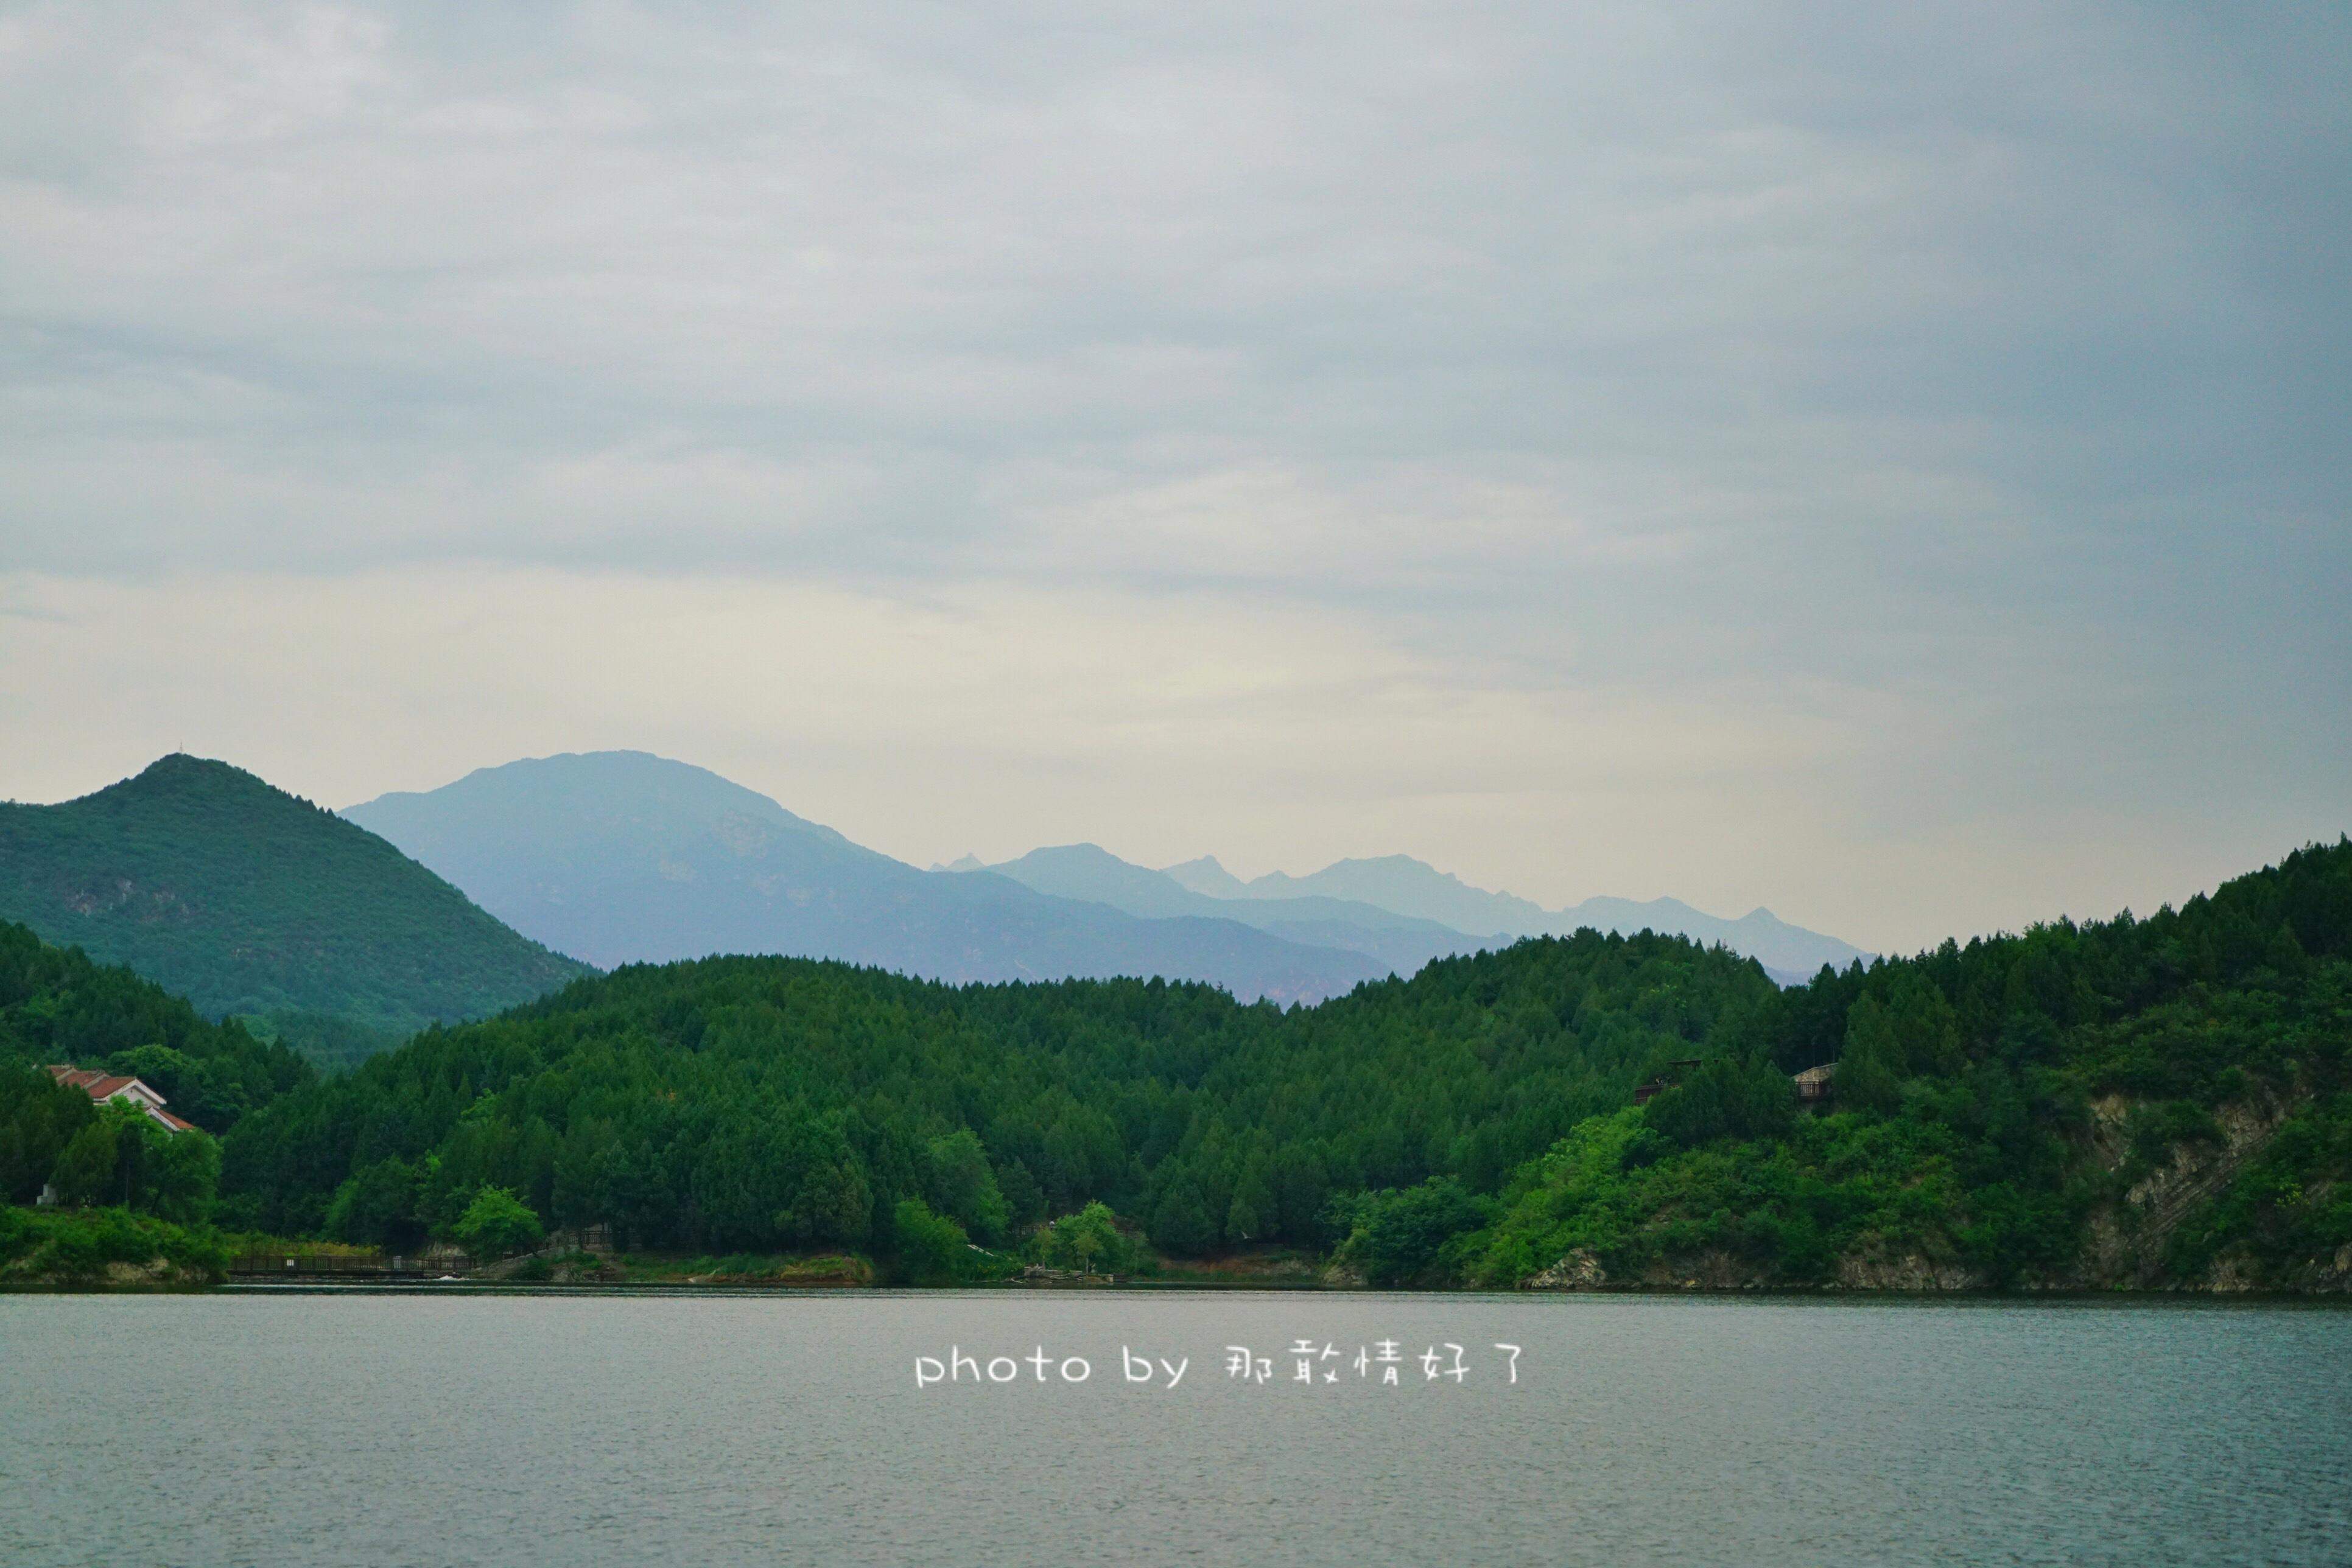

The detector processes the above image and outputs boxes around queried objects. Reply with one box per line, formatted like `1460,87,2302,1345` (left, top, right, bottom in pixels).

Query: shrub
1028,1200,1143,1275
891,1197,973,1284
452,1185,544,1262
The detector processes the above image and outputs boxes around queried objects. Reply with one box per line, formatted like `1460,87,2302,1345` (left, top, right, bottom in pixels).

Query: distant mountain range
1155,853,1873,980
343,753,1388,1004
961,844,1501,978
346,749,1869,999
0,755,592,1063
964,847,1869,983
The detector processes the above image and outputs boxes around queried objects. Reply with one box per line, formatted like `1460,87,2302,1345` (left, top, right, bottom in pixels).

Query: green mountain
213,839,2352,1291
0,755,593,1064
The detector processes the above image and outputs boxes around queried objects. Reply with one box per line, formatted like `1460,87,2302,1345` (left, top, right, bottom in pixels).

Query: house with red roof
45,1065,198,1134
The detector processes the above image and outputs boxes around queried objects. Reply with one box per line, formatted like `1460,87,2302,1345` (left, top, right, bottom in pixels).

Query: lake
3,1289,2347,1566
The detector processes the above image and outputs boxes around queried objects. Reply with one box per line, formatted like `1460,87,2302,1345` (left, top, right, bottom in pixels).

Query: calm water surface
2,1290,2347,1567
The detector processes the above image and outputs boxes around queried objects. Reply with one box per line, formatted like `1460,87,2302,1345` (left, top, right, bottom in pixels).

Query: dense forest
0,755,591,1063
214,928,1768,1253
7,841,2348,1292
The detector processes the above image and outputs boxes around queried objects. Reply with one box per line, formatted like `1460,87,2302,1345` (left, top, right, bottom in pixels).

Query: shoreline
10,1279,2349,1305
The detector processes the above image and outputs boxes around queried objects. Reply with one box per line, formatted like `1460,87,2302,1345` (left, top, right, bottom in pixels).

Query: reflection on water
3,1290,2347,1567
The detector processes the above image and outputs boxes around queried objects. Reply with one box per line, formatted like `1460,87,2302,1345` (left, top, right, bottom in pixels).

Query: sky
2,1,2347,954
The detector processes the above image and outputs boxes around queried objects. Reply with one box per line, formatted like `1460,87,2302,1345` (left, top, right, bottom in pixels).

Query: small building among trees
45,1066,197,1133
1792,1063,1837,1104
27,1064,217,1216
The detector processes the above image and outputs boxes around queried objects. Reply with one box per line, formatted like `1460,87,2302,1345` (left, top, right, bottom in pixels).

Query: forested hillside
1461,839,2352,1292
218,931,1768,1244
215,842,2352,1292
0,755,594,1064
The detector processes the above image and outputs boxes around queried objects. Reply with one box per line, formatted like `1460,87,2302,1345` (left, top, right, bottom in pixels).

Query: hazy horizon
3,4,2347,954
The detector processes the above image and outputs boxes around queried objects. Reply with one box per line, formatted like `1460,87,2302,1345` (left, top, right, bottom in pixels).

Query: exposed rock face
2075,1092,2298,1290
1318,1260,1368,1289
2308,1242,2352,1293
0,1254,216,1288
2235,1221,2351,1294
1525,1248,1606,1290
104,1258,205,1286
1833,1254,1982,1291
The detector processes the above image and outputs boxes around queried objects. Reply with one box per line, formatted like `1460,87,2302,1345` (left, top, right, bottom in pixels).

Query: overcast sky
2,1,2347,953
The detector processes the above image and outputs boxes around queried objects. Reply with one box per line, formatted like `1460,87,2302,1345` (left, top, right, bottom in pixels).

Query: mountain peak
1328,854,1473,887
0,755,591,1052
57,754,349,824
351,751,854,850
107,753,283,802
1160,855,1249,898
1013,842,1120,866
